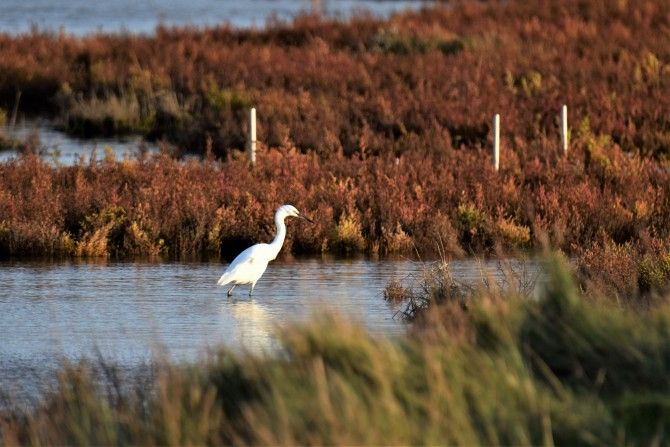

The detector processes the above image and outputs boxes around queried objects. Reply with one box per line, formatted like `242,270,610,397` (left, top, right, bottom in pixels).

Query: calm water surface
0,123,159,165
0,0,427,35
0,257,538,402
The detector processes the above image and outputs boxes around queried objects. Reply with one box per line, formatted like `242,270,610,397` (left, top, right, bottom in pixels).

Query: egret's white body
217,205,311,296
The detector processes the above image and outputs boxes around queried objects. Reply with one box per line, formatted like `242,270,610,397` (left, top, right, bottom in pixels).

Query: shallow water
0,123,159,165
0,257,539,403
0,0,427,35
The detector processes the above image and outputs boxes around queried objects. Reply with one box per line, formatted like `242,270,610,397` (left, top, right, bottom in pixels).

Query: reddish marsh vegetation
0,127,668,261
0,0,669,264
0,0,669,158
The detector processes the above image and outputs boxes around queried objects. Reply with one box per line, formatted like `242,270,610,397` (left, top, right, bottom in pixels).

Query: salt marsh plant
0,129,669,261
1,1,669,157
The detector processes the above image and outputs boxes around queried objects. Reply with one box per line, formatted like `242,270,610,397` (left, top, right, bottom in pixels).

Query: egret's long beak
299,213,314,224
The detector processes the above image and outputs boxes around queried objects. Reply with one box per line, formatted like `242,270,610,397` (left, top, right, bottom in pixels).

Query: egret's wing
217,245,258,286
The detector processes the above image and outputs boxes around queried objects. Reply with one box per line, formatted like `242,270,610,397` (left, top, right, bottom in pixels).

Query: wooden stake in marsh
560,104,569,155
249,107,257,166
10,90,21,129
493,113,500,171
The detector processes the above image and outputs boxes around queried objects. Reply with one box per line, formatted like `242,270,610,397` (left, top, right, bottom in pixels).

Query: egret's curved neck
269,213,287,259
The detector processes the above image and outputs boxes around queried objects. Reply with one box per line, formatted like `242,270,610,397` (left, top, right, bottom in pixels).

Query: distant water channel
0,0,427,35
0,257,539,404
0,121,158,166
0,122,159,165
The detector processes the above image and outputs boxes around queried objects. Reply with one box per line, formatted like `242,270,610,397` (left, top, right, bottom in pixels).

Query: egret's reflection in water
227,298,277,353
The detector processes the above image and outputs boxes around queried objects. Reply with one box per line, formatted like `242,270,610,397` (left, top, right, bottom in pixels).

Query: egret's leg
249,282,256,296
227,285,236,297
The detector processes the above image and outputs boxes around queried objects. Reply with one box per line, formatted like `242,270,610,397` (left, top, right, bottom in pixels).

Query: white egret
217,204,313,296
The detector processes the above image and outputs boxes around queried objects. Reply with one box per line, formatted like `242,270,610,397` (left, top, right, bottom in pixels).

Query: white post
560,104,568,156
10,90,21,129
493,113,500,171
248,107,257,166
